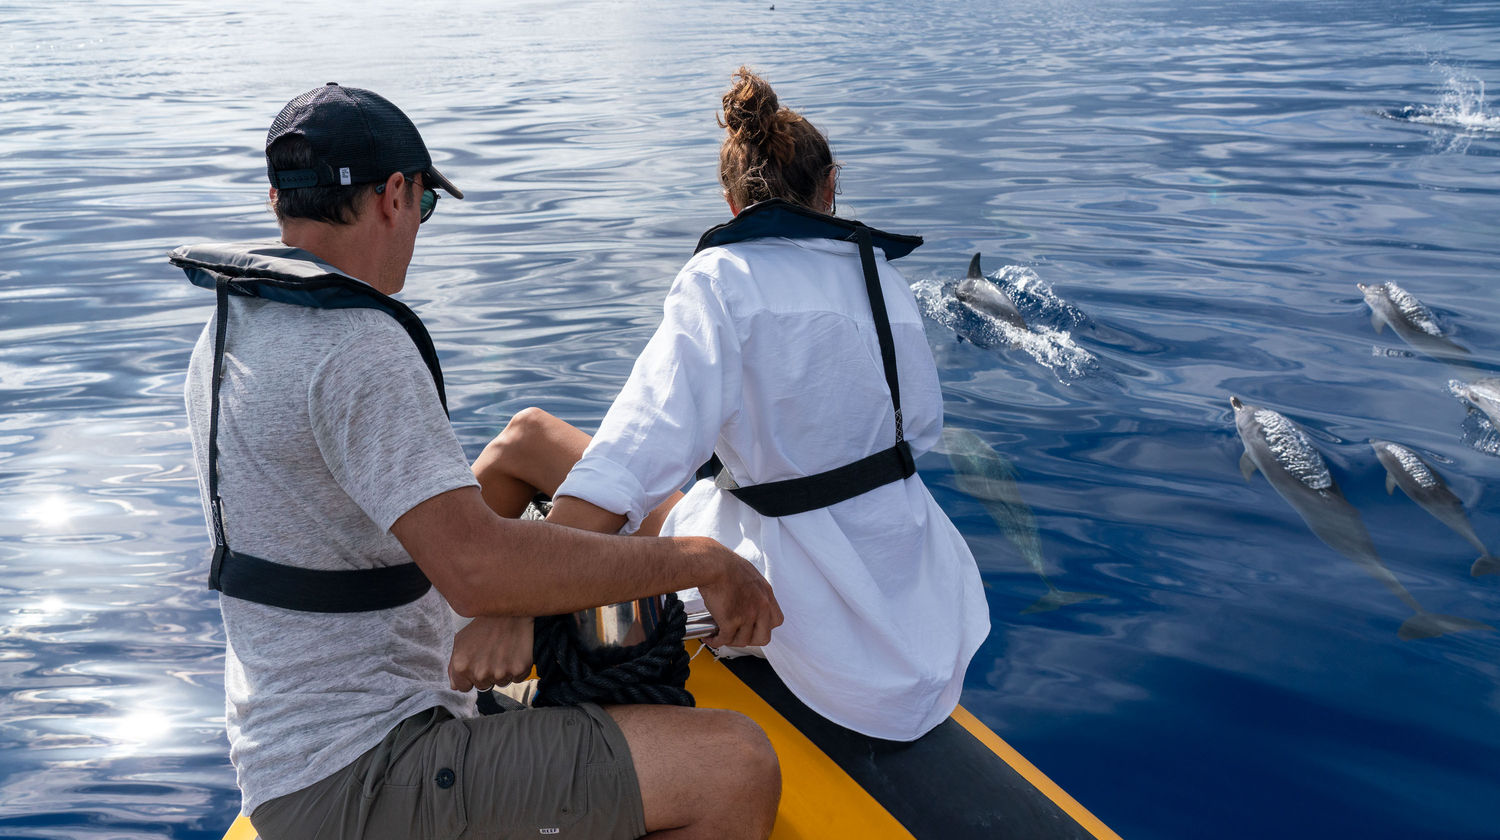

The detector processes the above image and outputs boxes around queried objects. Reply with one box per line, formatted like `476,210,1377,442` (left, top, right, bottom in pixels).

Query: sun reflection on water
23,493,77,529
101,708,176,755
11,595,67,627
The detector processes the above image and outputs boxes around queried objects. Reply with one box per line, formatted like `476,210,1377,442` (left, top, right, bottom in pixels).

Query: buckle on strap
894,439,915,476
208,497,228,592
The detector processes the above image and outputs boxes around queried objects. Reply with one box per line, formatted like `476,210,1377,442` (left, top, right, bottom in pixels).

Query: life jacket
172,243,439,612
691,199,924,517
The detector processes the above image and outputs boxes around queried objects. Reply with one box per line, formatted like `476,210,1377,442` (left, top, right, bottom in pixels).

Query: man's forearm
394,486,721,617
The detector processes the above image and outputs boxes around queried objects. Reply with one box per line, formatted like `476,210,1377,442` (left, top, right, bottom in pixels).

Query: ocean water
3,0,1499,837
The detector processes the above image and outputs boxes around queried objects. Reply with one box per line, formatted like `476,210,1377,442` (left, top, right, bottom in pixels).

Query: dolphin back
942,428,1042,557
1398,611,1494,640
942,428,1024,504
1248,407,1334,492
954,254,1027,330
1362,282,1470,356
1370,440,1496,569
943,427,1103,613
1382,282,1444,338
1021,587,1105,615
1457,378,1500,427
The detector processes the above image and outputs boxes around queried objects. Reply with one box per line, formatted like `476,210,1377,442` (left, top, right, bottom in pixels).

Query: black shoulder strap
695,211,919,517
854,226,904,442
191,252,433,612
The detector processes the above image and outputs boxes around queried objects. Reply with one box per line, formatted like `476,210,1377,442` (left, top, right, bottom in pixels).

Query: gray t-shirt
185,292,479,814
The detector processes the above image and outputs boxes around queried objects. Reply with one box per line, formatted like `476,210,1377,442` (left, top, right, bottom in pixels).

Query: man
178,83,782,840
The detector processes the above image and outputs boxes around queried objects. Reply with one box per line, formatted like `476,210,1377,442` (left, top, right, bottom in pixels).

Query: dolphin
1370,439,1498,577
1357,282,1469,359
941,427,1103,614
956,253,1027,331
1453,377,1500,429
1231,397,1490,640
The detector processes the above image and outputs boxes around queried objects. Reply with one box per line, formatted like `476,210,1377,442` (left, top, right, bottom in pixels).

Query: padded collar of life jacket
169,242,447,413
694,198,923,260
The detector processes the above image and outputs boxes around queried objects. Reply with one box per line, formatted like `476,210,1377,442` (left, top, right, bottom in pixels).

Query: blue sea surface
3,1,1499,837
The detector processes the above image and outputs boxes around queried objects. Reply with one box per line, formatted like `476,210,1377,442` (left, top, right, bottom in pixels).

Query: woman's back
642,232,987,740
551,66,988,739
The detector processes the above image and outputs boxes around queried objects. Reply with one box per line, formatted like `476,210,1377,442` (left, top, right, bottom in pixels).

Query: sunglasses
376,173,439,223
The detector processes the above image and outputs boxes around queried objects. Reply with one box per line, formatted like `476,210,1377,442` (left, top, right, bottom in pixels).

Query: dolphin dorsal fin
967,253,982,279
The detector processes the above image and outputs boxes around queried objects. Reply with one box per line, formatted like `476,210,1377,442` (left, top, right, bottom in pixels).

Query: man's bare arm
391,486,781,646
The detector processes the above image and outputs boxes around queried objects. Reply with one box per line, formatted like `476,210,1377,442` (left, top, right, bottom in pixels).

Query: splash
912,264,1098,382
1385,67,1500,142
996,265,1091,329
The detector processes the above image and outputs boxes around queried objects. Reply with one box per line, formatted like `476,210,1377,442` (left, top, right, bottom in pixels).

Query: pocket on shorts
363,715,471,840
467,706,638,840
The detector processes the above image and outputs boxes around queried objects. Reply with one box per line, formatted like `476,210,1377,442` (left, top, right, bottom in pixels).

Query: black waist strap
716,441,916,518
203,272,432,612
212,546,433,613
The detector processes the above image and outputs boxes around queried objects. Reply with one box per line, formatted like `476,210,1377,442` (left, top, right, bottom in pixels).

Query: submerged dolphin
956,254,1027,331
1231,397,1490,640
941,427,1103,614
1453,377,1500,429
1357,282,1469,359
1370,439,1498,577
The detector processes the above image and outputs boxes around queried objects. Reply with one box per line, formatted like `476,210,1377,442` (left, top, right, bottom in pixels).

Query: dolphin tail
1471,555,1500,577
1397,611,1494,641
967,253,983,279
1020,588,1105,615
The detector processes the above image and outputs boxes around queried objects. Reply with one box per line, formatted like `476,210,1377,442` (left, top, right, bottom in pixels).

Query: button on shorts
250,703,646,840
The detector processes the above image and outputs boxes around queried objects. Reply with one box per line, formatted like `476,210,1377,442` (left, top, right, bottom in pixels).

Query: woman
467,67,987,741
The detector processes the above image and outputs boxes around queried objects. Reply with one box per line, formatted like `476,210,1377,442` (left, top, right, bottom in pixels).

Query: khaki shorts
251,704,645,840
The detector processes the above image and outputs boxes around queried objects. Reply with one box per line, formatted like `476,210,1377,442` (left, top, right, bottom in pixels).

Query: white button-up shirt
557,234,988,740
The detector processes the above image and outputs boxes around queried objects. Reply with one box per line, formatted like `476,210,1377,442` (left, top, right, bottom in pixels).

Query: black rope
531,592,695,708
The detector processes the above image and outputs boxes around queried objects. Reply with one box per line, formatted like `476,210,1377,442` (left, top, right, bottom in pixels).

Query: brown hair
267,134,416,225
718,67,837,213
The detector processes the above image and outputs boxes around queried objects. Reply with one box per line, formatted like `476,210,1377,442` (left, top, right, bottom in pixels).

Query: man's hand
693,539,783,648
448,616,535,691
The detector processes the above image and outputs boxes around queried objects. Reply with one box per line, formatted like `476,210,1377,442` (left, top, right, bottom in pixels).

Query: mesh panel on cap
267,85,433,188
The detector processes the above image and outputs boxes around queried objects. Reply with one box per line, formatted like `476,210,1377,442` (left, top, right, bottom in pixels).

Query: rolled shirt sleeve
556,268,742,534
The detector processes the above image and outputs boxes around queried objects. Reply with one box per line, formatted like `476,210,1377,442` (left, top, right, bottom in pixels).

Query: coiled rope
522,494,695,708
531,592,694,708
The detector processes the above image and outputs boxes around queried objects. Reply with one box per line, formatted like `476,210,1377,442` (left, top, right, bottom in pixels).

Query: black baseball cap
266,82,463,199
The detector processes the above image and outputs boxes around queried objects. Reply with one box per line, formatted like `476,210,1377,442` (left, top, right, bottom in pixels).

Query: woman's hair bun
720,67,786,155
718,65,834,211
